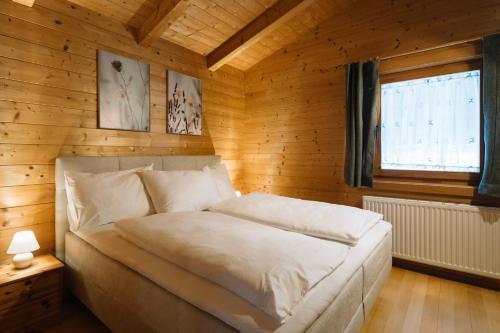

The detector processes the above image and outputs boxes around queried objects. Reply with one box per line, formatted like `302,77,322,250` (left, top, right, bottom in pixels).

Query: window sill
374,168,481,182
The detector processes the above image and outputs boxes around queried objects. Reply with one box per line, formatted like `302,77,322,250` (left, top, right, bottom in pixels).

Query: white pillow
142,170,221,213
65,165,153,231
203,163,236,201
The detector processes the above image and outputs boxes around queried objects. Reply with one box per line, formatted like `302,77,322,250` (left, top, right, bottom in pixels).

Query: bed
55,155,392,333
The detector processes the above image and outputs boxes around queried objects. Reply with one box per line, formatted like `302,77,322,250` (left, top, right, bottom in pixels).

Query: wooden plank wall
0,0,245,262
243,0,500,207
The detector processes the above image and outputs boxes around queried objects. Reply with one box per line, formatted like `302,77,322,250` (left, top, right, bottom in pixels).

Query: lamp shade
7,231,40,254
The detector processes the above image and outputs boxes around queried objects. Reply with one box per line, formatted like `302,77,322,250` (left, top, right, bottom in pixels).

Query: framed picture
168,70,202,135
98,50,150,131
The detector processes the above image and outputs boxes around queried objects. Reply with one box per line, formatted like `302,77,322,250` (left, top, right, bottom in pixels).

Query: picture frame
167,70,203,135
97,50,150,132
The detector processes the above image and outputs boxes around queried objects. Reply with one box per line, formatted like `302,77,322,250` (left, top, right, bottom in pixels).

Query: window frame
375,60,484,182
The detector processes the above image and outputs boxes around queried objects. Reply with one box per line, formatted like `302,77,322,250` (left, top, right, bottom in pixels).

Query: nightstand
0,254,64,332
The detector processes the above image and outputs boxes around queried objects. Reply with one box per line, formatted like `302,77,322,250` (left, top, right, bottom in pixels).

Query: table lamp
7,230,40,269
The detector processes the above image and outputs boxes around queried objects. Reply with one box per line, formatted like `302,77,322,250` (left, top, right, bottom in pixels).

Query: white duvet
210,192,383,245
113,211,348,322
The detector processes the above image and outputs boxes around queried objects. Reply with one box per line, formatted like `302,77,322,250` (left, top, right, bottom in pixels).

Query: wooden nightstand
0,254,64,332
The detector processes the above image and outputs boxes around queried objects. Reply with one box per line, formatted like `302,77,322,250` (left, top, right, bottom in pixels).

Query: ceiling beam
12,0,35,6
207,0,315,71
135,0,186,46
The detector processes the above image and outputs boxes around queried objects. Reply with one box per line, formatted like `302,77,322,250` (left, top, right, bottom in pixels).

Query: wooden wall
243,0,500,207
2,0,500,263
0,0,245,262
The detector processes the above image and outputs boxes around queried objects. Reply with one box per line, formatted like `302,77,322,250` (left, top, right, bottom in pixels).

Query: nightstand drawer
0,269,62,311
0,289,61,333
0,255,64,333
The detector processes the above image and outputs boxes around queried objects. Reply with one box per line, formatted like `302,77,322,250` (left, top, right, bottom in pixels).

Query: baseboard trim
392,257,500,291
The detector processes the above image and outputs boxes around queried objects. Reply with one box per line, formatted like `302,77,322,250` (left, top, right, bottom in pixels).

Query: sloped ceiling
66,0,353,71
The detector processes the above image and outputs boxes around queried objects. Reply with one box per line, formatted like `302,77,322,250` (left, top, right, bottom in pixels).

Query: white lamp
7,231,40,269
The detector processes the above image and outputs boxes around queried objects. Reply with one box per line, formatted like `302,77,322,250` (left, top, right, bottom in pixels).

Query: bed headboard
55,155,221,261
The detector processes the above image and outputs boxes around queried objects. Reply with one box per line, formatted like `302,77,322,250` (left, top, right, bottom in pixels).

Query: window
380,67,481,174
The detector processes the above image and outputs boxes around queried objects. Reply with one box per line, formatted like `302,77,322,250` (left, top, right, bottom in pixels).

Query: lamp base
12,252,34,269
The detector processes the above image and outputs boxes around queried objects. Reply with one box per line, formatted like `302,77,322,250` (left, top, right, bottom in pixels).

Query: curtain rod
369,37,484,62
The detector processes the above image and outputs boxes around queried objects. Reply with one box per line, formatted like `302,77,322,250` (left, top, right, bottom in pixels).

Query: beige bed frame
55,155,391,333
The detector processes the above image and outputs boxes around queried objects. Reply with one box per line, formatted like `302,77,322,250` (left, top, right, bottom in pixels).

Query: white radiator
363,196,500,279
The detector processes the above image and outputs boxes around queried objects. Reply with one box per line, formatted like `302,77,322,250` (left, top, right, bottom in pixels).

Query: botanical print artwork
168,71,202,135
98,50,150,131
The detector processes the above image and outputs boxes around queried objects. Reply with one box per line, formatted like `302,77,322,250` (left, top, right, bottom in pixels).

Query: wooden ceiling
65,0,352,71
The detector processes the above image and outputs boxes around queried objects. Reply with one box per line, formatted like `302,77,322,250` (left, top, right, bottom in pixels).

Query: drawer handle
20,290,32,301
24,280,32,286
42,299,51,308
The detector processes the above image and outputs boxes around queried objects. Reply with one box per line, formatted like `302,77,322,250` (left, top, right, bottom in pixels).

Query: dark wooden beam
136,0,186,46
206,0,315,71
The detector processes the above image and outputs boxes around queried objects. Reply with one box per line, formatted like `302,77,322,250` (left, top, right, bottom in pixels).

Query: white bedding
113,211,348,321
210,193,383,245
74,221,392,333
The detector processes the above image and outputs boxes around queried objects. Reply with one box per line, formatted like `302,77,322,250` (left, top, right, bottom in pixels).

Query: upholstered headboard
55,155,221,261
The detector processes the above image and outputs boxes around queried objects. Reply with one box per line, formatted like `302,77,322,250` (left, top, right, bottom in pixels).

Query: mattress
67,220,391,333
363,230,392,297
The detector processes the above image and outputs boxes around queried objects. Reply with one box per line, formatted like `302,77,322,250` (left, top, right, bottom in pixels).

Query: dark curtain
344,60,380,187
479,34,500,197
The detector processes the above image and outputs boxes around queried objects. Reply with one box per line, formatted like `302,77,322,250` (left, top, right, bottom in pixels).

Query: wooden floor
43,299,110,333
361,267,500,333
43,267,500,333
